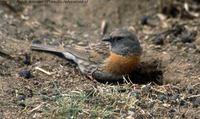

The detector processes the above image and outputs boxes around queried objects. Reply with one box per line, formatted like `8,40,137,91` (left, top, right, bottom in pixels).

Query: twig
151,87,166,94
35,67,53,75
29,102,46,113
186,94,200,99
0,51,12,59
193,83,200,88
101,20,108,36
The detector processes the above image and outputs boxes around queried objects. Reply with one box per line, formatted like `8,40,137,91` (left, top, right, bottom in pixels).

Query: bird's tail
31,43,79,64
31,44,64,53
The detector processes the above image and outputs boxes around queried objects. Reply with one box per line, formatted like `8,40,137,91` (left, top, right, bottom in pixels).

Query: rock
32,39,42,44
23,54,31,65
158,94,167,101
171,93,179,101
180,99,187,106
19,70,31,79
193,97,200,108
140,15,150,25
181,31,197,43
187,84,194,94
17,94,26,101
153,36,164,45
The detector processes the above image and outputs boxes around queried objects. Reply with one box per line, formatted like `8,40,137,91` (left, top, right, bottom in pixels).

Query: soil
0,0,200,118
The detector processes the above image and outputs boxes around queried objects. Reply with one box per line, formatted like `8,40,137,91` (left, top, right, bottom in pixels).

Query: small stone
171,94,179,101
181,32,197,43
193,97,200,108
32,39,42,44
158,95,166,101
187,84,194,94
17,94,26,101
140,16,150,25
169,108,176,113
180,99,187,106
19,70,31,79
23,54,31,65
153,36,164,45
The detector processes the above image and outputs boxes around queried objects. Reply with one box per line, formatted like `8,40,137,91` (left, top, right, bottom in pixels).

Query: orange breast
103,52,141,74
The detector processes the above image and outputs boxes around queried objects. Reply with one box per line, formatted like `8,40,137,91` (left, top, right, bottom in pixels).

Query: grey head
102,28,142,56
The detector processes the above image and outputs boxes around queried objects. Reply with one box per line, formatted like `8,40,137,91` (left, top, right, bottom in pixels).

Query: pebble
187,84,194,94
181,32,196,43
153,36,164,45
193,97,200,108
140,15,150,25
17,94,26,101
169,108,176,113
180,99,187,106
171,94,179,101
32,39,42,44
19,70,32,79
23,54,31,65
158,95,167,101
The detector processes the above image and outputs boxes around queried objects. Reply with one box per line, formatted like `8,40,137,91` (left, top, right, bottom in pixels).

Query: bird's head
102,29,142,56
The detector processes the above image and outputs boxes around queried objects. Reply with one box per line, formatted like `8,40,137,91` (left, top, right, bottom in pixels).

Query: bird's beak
102,36,112,42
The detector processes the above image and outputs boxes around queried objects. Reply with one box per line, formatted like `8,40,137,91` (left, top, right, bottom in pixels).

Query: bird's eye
114,37,122,41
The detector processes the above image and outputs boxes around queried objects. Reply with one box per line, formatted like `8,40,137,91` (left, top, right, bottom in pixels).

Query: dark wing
31,43,107,74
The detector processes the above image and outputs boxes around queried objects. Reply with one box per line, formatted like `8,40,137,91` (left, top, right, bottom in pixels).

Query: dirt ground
0,0,200,118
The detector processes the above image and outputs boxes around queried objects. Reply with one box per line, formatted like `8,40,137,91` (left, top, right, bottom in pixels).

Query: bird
31,28,142,82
